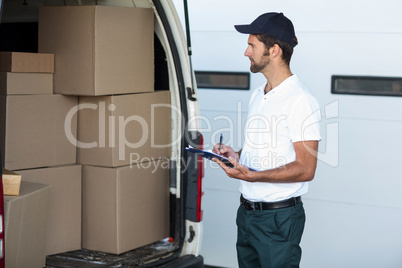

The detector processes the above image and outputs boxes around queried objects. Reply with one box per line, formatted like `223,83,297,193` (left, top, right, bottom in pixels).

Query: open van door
0,0,202,267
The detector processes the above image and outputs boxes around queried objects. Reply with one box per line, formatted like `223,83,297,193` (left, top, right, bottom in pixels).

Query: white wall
174,1,402,267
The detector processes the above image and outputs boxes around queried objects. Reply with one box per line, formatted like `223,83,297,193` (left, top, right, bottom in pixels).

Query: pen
219,133,223,155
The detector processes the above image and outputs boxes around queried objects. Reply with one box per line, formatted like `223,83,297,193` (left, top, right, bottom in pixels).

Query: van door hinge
187,225,195,243
186,87,197,101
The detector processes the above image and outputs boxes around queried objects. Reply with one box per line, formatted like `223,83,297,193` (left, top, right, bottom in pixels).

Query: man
212,12,321,268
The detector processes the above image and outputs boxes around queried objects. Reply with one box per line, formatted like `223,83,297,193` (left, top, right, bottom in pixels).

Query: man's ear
270,44,282,58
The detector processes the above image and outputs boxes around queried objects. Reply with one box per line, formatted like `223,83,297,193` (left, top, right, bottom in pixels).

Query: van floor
45,239,179,267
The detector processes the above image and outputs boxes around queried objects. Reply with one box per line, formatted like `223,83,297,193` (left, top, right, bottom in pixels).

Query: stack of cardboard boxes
1,4,172,266
0,51,81,268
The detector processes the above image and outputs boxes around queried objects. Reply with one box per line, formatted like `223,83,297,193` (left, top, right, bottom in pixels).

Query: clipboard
185,147,256,171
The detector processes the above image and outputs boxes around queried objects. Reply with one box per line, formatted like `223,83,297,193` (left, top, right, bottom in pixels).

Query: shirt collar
258,74,298,96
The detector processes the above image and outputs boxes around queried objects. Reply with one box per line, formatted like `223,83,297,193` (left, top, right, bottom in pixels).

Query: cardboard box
78,91,171,167
38,6,154,96
18,165,82,256
82,162,170,254
0,51,54,73
2,168,21,196
0,94,78,170
0,72,53,95
4,181,51,268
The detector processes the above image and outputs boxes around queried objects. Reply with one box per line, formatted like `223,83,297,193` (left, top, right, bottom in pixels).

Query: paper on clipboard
185,147,256,171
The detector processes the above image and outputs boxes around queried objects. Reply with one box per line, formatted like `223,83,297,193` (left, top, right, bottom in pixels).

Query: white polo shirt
239,75,321,202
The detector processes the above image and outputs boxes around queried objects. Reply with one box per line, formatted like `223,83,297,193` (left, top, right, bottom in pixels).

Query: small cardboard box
0,51,54,73
18,165,82,255
0,94,78,170
82,162,170,254
38,5,154,96
78,91,171,167
2,168,21,196
0,72,53,95
4,181,51,268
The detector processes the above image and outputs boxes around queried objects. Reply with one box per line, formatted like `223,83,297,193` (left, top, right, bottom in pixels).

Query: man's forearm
240,141,318,183
249,159,316,183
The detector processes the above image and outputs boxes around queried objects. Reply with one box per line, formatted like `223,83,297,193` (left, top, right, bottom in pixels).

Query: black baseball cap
234,12,297,47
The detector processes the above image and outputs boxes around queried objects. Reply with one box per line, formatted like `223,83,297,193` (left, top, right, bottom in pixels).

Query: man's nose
244,47,251,57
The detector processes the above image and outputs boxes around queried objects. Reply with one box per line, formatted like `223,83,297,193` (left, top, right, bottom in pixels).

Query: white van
0,0,204,267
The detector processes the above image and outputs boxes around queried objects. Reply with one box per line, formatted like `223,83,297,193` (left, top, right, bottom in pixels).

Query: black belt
240,195,301,211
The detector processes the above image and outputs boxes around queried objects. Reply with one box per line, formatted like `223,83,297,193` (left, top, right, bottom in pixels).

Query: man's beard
250,52,270,73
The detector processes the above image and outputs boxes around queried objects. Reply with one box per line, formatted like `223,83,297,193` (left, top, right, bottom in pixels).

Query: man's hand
212,143,239,161
212,155,255,181
212,144,254,181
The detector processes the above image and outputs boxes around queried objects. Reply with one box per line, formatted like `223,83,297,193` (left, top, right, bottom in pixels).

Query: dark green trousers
236,201,306,268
